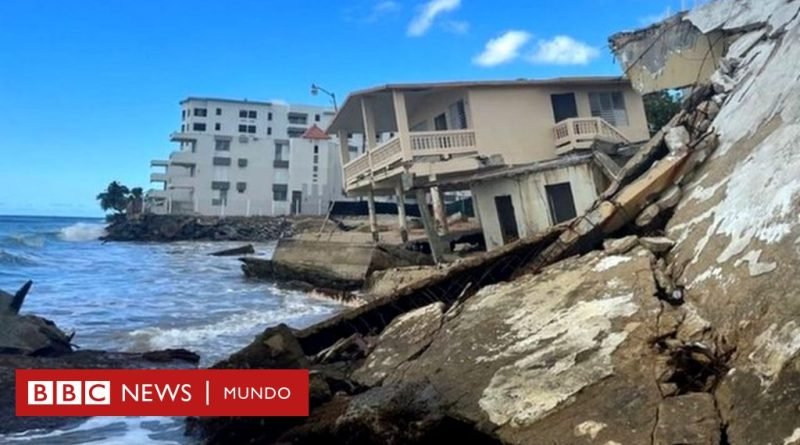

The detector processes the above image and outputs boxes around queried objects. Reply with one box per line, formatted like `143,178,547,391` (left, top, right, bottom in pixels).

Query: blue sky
0,0,692,217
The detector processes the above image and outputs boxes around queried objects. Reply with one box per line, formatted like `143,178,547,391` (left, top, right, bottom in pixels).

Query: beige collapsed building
326,77,650,253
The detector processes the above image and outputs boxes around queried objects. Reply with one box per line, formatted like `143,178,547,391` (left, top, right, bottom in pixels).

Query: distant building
327,77,650,252
147,97,357,216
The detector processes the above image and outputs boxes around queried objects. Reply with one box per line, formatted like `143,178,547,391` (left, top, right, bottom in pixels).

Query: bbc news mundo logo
16,369,309,417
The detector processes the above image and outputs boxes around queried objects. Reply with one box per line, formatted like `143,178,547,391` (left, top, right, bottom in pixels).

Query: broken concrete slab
657,185,682,210
636,203,661,227
352,302,444,387
241,239,433,291
209,244,255,256
603,235,639,255
654,393,721,445
665,126,691,153
640,236,676,254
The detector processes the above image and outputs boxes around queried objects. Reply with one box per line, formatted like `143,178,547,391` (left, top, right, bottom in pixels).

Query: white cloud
407,0,461,37
473,30,532,67
638,6,673,25
528,35,600,65
367,0,401,22
443,19,470,35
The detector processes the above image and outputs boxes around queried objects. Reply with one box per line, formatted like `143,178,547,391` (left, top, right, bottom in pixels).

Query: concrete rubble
188,1,800,443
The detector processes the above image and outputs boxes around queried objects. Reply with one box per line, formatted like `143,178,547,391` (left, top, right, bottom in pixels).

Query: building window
313,165,318,172
248,110,257,119
238,124,247,132
273,141,290,168
211,181,230,191
194,108,207,117
288,112,308,125
236,182,247,193
267,127,272,135
315,114,320,122
214,139,231,151
192,122,206,131
448,99,468,129
248,125,256,133
272,184,288,201
214,123,221,131
212,156,231,166
181,109,186,120
239,110,247,118
434,113,448,131
268,112,273,121
287,127,305,138
313,145,319,154
216,108,222,116
238,158,248,168
545,182,578,224
181,124,185,132
313,155,318,163
238,125,256,133
589,91,629,126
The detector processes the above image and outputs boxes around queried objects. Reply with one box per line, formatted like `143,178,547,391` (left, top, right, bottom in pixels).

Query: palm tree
97,181,130,214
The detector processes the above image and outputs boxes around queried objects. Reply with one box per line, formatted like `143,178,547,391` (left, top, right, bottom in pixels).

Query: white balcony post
360,97,377,179
395,182,408,243
392,90,412,161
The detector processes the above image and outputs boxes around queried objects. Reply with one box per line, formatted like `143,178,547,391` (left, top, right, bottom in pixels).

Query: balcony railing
150,172,167,183
342,129,478,188
410,129,477,156
169,150,196,165
553,117,630,154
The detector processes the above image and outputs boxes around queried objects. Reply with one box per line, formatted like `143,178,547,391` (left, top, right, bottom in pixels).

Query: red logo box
16,369,309,417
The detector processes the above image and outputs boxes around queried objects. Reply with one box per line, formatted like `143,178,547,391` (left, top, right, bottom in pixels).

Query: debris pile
191,1,800,443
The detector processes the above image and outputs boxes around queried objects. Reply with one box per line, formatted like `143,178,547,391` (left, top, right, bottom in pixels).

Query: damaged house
325,78,651,253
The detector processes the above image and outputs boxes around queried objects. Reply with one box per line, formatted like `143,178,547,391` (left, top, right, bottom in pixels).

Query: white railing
371,137,403,170
342,129,478,187
410,129,477,156
554,117,630,152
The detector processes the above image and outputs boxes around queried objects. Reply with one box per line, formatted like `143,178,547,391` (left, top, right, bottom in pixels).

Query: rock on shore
102,214,293,242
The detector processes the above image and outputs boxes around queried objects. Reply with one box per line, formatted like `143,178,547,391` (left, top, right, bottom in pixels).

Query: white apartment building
147,97,354,216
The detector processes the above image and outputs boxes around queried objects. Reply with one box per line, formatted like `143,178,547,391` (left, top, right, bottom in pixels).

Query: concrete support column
367,188,379,243
337,130,350,191
395,182,408,243
392,90,412,161
415,189,448,263
361,97,377,174
431,186,449,235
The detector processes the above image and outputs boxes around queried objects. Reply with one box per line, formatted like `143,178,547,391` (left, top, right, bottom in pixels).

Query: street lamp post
310,83,338,111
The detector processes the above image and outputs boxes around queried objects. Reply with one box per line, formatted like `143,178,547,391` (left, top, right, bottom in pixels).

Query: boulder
0,281,31,316
374,251,663,445
636,203,661,227
653,393,720,445
0,315,72,356
603,235,639,255
334,383,445,445
212,323,309,369
639,236,676,254
352,303,444,387
665,126,691,153
657,185,682,211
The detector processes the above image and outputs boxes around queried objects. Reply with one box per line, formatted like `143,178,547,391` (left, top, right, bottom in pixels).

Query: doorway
291,191,302,215
494,195,519,244
550,93,578,123
545,182,577,224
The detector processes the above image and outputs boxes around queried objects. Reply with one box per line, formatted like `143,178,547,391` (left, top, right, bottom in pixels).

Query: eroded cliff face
662,1,800,443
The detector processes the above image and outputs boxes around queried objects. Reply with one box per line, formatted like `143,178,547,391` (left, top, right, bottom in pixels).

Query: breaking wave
58,222,106,242
3,234,45,248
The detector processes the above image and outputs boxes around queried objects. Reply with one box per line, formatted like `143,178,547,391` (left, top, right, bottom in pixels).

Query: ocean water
0,215,345,444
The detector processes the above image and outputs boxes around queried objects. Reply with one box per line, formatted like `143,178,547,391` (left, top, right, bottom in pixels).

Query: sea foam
58,222,107,242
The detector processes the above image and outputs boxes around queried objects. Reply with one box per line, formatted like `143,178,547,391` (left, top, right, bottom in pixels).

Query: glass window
192,122,206,131
267,127,272,135
214,123,221,131
313,145,319,154
238,124,247,133
214,139,230,151
248,110,257,119
447,100,468,129
247,125,256,134
215,108,222,115
239,110,248,118
268,112,273,121
588,91,629,126
193,108,207,117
